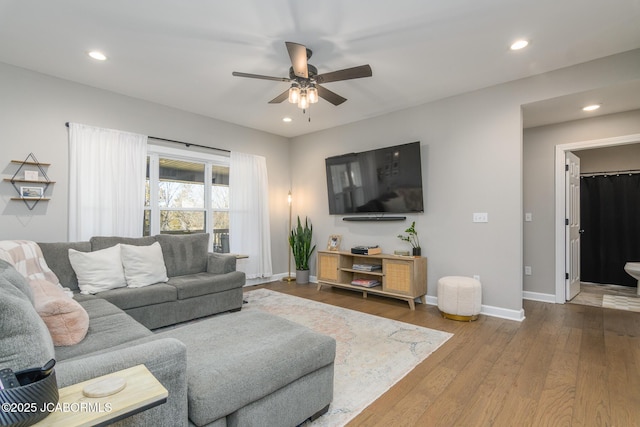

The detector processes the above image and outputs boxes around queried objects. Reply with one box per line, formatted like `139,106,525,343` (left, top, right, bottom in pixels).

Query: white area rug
243,289,453,426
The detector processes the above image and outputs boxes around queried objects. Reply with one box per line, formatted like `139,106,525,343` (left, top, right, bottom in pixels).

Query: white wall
523,109,640,297
2,48,639,316
290,49,640,318
575,142,640,173
0,62,292,275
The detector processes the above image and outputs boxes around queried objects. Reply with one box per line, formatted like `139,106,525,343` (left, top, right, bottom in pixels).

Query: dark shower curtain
580,173,640,286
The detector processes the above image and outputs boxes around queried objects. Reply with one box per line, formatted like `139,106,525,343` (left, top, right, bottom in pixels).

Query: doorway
554,133,640,303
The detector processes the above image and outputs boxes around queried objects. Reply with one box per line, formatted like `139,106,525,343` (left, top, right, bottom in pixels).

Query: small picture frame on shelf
24,170,39,181
20,186,44,198
327,235,342,251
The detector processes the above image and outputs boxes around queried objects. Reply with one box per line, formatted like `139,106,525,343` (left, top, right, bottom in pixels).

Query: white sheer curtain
68,123,147,241
229,151,273,279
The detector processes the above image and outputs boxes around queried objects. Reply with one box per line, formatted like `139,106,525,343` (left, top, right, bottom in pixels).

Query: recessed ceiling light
88,51,107,61
582,104,601,112
282,117,293,123
510,39,529,50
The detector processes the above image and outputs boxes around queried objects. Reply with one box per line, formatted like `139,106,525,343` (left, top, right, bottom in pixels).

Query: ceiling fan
232,41,372,110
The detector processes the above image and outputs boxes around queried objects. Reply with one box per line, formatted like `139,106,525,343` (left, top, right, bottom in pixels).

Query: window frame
146,144,230,249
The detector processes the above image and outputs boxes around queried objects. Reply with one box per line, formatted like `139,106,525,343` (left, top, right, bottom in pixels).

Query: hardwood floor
250,282,640,427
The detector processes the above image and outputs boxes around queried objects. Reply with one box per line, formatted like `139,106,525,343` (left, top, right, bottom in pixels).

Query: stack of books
352,264,382,271
350,278,381,288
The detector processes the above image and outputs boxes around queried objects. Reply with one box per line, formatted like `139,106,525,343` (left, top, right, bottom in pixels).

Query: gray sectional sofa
0,234,336,426
38,233,246,329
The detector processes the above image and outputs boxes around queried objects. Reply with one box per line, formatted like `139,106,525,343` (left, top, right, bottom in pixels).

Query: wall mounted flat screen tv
325,141,424,215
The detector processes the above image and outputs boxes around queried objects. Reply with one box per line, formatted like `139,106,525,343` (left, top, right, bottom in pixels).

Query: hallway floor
569,282,640,312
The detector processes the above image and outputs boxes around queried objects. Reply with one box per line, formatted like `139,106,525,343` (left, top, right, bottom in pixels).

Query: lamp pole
283,190,295,282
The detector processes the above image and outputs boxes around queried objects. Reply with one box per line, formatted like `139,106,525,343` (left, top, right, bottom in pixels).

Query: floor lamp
283,190,296,282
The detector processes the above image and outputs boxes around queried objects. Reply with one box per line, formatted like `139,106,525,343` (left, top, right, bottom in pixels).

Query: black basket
0,370,58,427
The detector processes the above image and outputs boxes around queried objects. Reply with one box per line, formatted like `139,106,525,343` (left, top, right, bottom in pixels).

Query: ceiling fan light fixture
308,85,318,104
298,90,309,109
232,41,372,109
288,84,300,103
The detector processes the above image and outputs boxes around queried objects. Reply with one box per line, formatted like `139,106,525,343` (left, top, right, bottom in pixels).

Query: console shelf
316,250,427,310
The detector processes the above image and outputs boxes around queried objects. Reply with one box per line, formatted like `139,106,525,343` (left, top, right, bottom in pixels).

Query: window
144,145,230,252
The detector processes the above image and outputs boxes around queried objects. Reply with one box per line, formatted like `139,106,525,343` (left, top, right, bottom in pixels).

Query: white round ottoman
437,276,482,321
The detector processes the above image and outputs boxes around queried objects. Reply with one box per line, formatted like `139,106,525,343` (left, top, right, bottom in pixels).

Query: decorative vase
296,269,310,284
412,247,421,257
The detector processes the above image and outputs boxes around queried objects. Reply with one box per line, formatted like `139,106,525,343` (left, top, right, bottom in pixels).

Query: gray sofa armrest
56,338,188,427
207,253,237,274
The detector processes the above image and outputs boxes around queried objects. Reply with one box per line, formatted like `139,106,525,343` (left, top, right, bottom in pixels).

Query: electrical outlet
524,266,532,275
473,275,480,282
525,212,533,222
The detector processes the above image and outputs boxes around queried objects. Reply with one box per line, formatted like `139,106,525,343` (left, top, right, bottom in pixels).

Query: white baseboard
249,274,526,321
522,291,556,303
428,296,525,322
243,274,318,287
424,295,438,306
481,304,526,322
243,275,279,287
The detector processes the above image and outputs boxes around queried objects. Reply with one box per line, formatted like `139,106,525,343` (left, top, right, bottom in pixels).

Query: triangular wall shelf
5,153,55,211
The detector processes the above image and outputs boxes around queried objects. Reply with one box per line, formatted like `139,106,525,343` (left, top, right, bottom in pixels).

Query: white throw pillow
68,245,127,295
120,242,168,288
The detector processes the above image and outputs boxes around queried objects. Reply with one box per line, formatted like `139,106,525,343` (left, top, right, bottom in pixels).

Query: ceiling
0,0,639,138
523,79,640,129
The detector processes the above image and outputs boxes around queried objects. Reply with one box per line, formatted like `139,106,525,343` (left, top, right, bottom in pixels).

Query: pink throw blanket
0,240,61,285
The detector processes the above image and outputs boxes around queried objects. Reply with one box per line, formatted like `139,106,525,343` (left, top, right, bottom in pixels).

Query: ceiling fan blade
232,71,290,82
285,41,308,79
316,65,372,84
317,85,347,106
268,89,289,104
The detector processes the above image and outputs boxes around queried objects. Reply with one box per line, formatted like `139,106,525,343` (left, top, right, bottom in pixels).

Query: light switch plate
473,212,488,223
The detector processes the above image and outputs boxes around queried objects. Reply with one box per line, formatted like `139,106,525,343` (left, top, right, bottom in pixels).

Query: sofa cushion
76,298,125,319
155,233,209,277
155,310,336,426
55,300,153,361
93,284,177,310
69,245,127,294
38,242,91,292
120,242,168,288
0,260,56,371
29,279,89,346
89,235,157,251
168,271,245,300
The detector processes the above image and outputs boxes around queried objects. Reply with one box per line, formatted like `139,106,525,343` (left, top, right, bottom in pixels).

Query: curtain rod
581,169,640,177
65,122,230,153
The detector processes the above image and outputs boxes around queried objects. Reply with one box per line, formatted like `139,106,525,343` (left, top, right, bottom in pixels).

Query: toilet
623,262,640,295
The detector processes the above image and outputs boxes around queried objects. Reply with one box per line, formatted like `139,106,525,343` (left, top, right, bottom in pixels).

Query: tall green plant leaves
289,216,316,270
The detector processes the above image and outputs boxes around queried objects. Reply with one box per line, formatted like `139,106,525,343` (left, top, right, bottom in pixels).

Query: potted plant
289,216,316,284
397,221,421,256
